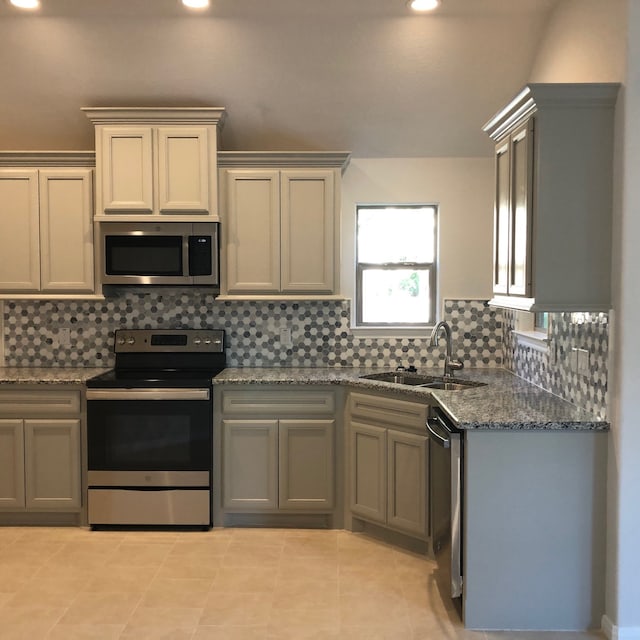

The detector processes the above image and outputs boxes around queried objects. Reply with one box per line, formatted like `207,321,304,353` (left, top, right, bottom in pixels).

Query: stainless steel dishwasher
427,406,463,609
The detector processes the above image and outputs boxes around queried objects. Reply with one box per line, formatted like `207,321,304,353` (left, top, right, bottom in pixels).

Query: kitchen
0,0,637,639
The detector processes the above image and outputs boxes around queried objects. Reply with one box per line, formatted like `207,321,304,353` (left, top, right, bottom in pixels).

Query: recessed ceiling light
8,0,40,9
182,0,209,9
407,0,441,11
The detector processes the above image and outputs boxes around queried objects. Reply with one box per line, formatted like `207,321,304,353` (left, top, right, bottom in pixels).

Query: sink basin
420,380,485,391
360,372,486,391
360,372,437,386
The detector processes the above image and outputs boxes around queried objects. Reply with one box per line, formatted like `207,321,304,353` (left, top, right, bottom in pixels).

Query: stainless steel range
86,329,225,529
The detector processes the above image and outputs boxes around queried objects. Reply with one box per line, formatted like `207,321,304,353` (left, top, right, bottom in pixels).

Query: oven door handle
86,389,210,401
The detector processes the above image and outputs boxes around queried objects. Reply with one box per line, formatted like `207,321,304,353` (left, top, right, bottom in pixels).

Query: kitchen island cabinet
218,151,350,298
0,153,95,297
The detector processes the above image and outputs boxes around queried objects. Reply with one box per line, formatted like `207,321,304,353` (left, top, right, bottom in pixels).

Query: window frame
355,204,438,329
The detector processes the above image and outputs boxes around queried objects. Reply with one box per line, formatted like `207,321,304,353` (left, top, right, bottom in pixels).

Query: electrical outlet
279,328,292,346
59,328,71,345
577,348,590,375
548,340,557,365
570,347,579,372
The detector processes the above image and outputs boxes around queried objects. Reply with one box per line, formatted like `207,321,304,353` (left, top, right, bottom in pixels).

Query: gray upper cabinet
83,107,226,221
0,154,95,297
218,151,350,299
484,83,619,312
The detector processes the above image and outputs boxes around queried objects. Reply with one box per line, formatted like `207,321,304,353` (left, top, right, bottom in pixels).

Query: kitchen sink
360,372,486,391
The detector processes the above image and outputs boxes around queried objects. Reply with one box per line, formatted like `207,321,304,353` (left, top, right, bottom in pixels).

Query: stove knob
127,337,135,345
117,337,126,345
204,338,212,345
194,337,202,345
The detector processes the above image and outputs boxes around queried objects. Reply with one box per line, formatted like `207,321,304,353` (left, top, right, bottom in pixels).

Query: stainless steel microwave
100,222,219,289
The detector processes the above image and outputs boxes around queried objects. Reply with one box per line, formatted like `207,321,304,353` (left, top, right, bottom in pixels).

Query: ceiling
0,0,560,157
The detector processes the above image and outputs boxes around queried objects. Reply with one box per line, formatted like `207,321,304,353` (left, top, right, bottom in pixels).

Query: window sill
513,329,549,353
350,326,432,340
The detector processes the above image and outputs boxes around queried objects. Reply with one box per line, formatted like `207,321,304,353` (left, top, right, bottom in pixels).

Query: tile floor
0,526,604,640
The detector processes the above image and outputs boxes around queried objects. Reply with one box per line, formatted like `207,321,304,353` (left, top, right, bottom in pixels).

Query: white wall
527,0,636,636
340,157,494,320
529,0,625,83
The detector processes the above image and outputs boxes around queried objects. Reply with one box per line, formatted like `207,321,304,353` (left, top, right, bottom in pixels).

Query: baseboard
602,615,640,639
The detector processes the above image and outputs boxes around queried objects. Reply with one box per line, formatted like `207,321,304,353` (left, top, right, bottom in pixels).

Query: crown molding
218,150,351,171
0,151,96,167
82,107,226,128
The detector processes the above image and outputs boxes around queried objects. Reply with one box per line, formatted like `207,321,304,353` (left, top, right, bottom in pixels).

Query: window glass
356,205,437,327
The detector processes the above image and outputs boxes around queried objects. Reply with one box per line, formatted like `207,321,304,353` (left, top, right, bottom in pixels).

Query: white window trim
353,204,438,333
513,310,549,353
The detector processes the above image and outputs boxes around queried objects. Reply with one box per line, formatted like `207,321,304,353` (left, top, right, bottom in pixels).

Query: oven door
86,388,212,486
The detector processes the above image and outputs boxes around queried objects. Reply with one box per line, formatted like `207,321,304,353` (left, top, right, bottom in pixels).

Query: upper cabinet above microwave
83,107,226,222
483,83,619,312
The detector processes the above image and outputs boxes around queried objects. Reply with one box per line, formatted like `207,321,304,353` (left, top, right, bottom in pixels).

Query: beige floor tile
140,577,213,608
84,565,160,592
222,544,283,568
193,626,269,639
340,625,415,639
128,606,203,627
1,604,66,626
59,591,143,625
272,581,339,611
339,592,410,627
278,555,339,581
169,539,231,558
45,623,126,640
107,542,174,567
199,592,274,627
268,606,340,629
156,555,221,580
483,634,604,640
209,566,279,593
120,626,195,640
0,622,58,640
4,575,89,608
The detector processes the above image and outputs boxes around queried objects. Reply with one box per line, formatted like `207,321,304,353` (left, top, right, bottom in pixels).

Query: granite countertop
0,365,607,431
213,367,609,431
0,367,110,385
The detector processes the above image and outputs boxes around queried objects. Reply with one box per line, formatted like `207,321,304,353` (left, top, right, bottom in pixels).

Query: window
356,205,437,327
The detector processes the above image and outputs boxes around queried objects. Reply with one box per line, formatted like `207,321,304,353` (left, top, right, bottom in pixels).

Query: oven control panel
114,329,225,353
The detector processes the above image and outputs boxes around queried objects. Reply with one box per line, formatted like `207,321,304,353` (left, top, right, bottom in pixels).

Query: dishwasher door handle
426,417,451,449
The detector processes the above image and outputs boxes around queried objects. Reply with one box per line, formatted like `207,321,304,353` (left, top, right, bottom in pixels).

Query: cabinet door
0,169,40,291
493,140,510,295
225,170,281,293
24,419,81,511
508,121,534,297
279,419,334,510
387,429,427,537
39,169,94,292
350,421,386,524
281,169,335,293
0,419,25,509
157,127,210,214
100,126,154,213
222,419,278,510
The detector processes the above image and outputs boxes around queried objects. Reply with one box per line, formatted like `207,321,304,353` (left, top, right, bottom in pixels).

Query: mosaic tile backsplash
2,294,501,369
502,310,609,419
1,291,608,418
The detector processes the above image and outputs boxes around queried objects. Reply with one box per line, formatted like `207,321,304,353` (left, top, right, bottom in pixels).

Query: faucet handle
448,359,464,373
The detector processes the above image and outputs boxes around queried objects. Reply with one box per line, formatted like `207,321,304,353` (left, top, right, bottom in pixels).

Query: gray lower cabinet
0,389,81,512
219,388,336,515
348,391,429,539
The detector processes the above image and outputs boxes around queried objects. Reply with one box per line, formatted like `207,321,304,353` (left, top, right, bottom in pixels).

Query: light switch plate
279,328,292,346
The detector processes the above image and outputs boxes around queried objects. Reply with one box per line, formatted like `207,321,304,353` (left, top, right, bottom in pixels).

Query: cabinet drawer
348,392,428,431
0,389,81,416
221,389,335,415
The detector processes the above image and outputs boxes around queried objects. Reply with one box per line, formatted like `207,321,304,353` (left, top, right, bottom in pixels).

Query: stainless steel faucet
429,321,464,377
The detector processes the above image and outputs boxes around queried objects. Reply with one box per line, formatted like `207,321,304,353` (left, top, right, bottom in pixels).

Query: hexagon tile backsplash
1,292,607,417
